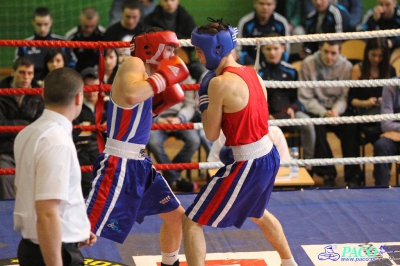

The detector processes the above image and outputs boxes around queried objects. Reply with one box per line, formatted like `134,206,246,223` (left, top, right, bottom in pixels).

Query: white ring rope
264,78,400,88
192,113,400,129
199,156,400,170
179,28,400,47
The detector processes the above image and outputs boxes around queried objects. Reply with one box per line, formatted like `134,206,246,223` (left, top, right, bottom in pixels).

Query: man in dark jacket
65,7,106,73
143,0,206,82
356,0,400,51
302,0,351,57
0,57,44,199
14,7,77,82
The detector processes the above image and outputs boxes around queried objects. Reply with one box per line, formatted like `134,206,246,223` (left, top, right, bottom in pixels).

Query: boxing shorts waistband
104,138,146,160
230,134,273,161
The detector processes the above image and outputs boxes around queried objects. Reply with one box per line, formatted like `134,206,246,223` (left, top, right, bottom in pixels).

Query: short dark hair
320,40,342,48
262,32,284,46
43,68,83,107
45,49,68,67
197,18,230,35
122,0,141,12
12,57,34,71
32,7,50,19
81,7,99,20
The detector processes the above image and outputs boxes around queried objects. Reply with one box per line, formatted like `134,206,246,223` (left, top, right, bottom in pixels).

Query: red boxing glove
147,56,190,94
152,84,185,116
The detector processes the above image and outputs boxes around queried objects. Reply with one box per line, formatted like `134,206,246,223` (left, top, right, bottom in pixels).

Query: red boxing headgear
131,30,180,69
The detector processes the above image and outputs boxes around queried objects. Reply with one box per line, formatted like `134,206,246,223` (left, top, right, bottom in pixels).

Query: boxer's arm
202,78,224,141
111,57,154,108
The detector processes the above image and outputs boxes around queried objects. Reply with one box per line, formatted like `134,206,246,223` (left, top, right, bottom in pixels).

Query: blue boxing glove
198,70,216,113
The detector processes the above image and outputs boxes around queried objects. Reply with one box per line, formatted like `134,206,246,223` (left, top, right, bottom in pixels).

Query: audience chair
390,47,400,65
341,40,366,64
291,60,302,72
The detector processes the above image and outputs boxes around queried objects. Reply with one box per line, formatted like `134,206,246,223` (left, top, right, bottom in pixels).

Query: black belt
23,238,79,248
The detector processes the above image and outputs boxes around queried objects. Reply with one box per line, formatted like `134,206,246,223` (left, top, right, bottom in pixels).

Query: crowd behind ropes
2,0,400,201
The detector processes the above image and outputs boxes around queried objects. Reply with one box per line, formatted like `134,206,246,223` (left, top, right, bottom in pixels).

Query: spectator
73,67,107,198
143,0,207,82
356,0,400,50
0,58,44,199
65,7,106,73
148,77,200,192
238,0,291,66
13,67,96,265
275,0,306,35
276,0,307,60
103,49,119,85
258,33,315,164
298,40,363,187
38,48,69,86
109,0,156,26
104,0,144,64
349,37,396,144
303,0,363,29
302,0,351,57
14,7,77,82
373,77,400,186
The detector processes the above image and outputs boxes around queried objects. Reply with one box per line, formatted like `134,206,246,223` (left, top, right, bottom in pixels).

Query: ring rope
178,28,400,46
0,113,399,133
1,78,398,97
0,155,398,175
1,28,399,50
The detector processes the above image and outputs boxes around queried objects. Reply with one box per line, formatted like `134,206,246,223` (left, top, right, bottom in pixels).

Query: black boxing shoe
175,179,198,193
161,259,179,266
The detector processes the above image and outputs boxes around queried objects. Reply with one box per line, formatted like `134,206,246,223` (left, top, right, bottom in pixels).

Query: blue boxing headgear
191,19,238,70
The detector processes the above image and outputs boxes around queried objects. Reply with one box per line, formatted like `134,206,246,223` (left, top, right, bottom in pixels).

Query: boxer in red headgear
86,27,189,266
131,28,186,115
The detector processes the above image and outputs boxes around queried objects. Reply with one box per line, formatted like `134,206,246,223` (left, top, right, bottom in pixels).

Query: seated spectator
73,67,108,197
65,7,106,73
104,0,144,64
275,0,306,61
109,0,156,26
373,77,400,186
0,58,44,199
147,80,200,192
37,48,69,86
303,0,363,29
349,37,396,144
356,0,400,51
103,49,119,85
237,0,290,65
143,0,206,82
298,40,363,187
14,7,77,82
258,33,315,164
302,0,351,58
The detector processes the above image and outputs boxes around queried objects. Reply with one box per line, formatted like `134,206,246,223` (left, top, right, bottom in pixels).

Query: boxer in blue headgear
183,17,298,266
191,18,238,70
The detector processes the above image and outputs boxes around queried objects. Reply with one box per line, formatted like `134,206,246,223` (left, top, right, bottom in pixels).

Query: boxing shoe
175,179,198,193
323,175,336,187
161,259,179,266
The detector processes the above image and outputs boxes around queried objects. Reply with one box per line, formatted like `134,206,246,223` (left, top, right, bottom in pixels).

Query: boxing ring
0,30,400,265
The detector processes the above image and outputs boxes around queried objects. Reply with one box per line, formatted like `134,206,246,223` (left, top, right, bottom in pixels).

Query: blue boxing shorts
185,135,279,228
86,139,180,244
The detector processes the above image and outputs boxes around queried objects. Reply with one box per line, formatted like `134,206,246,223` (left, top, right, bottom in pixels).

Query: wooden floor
159,132,399,189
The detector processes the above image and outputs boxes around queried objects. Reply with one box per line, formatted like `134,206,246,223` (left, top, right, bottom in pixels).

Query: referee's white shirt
13,109,90,244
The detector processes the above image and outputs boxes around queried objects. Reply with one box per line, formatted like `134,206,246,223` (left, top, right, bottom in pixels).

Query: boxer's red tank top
221,66,269,146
